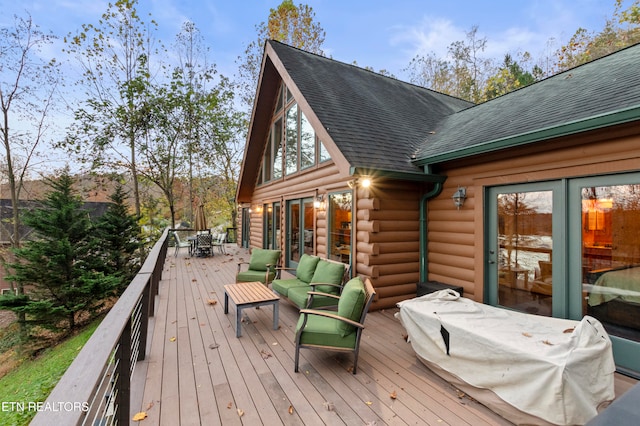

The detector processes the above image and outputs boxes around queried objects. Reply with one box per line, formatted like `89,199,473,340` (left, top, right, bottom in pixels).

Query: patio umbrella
194,204,208,232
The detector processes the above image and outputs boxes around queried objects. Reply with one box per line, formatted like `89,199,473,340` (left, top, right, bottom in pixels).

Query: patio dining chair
236,248,282,286
294,276,376,374
212,232,227,254
172,231,192,257
196,233,213,257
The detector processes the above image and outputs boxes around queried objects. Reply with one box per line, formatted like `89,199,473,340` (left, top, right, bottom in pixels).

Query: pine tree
0,171,120,332
92,183,143,293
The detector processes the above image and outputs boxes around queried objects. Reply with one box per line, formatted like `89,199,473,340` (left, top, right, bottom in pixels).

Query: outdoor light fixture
452,187,467,209
348,177,372,189
314,194,326,210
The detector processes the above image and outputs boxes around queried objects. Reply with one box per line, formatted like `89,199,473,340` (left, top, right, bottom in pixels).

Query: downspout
420,177,444,282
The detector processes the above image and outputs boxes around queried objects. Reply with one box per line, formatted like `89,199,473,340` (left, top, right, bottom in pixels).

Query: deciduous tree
236,0,326,111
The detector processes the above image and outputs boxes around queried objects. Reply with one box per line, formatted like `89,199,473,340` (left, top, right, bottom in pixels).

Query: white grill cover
396,290,615,425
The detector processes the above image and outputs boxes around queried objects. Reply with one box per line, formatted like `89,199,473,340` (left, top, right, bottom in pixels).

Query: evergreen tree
0,171,119,332
92,183,143,293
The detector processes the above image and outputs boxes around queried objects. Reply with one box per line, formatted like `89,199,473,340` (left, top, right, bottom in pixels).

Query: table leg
272,301,279,331
224,291,229,314
236,307,242,337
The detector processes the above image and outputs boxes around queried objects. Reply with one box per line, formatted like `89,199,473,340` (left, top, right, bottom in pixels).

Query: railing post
115,317,131,426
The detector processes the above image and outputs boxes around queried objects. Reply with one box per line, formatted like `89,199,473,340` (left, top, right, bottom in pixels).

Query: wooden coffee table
224,281,280,337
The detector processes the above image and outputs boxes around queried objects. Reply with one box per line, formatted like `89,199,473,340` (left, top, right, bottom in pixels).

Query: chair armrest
308,282,343,291
237,261,249,272
275,266,296,272
299,309,365,329
306,291,340,300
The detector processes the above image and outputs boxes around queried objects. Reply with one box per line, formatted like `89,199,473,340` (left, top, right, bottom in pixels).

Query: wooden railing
30,228,170,426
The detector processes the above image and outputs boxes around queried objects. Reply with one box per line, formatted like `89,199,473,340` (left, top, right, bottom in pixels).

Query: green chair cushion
248,249,281,272
337,277,366,337
295,314,357,348
310,260,345,293
296,254,320,283
288,286,339,309
236,270,275,284
271,278,308,297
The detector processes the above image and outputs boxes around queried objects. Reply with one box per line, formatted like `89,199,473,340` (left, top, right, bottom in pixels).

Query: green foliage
0,320,99,426
483,53,540,101
92,184,143,292
0,171,120,333
237,0,326,111
555,0,640,71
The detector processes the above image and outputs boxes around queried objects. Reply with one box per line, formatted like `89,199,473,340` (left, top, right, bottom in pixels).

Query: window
328,192,352,263
258,83,332,183
263,202,280,249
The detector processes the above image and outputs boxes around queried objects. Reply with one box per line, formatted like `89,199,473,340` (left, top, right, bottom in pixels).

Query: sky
0,0,626,173
1,0,625,81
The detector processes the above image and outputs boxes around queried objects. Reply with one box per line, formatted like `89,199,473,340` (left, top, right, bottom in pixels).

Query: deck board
132,245,636,425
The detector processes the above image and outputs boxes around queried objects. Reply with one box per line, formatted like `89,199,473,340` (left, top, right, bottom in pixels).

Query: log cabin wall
355,180,423,310
428,127,640,302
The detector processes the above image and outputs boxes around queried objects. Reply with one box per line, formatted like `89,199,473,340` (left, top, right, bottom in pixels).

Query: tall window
263,202,280,250
259,84,332,183
328,192,353,263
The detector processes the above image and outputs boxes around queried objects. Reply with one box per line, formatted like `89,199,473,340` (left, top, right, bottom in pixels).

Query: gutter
349,165,446,284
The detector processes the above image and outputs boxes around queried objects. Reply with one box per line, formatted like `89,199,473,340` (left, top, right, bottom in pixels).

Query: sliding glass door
286,198,314,267
487,175,640,374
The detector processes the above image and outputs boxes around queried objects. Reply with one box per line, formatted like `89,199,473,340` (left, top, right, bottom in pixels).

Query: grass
0,320,100,426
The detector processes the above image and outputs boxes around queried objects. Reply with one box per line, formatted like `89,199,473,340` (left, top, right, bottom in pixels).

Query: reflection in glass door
287,198,314,266
488,186,558,316
581,184,640,344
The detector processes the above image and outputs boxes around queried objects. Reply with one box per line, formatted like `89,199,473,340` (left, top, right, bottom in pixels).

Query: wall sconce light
452,187,466,209
256,205,263,214
348,177,371,189
314,194,326,210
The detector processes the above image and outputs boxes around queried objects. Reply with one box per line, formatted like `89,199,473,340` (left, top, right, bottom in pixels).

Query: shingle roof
268,41,473,176
415,43,640,163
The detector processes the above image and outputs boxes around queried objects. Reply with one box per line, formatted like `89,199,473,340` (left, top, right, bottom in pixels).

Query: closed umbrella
194,204,208,232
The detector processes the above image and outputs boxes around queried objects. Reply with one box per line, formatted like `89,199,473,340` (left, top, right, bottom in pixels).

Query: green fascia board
413,105,640,167
349,166,447,183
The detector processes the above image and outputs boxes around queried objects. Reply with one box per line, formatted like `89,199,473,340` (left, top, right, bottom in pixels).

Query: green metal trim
414,105,640,166
419,181,444,282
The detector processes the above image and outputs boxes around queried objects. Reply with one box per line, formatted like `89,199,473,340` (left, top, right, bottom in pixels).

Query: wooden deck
130,245,637,426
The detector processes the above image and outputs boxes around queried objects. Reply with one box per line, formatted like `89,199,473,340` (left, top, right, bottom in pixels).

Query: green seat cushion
288,286,340,309
296,314,357,348
336,277,366,337
271,278,308,297
296,254,320,283
248,249,281,272
310,260,345,293
236,270,275,284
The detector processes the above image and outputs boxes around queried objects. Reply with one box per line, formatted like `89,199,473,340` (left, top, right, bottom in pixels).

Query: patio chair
196,233,213,257
212,232,227,254
294,276,376,374
172,231,192,257
236,248,282,286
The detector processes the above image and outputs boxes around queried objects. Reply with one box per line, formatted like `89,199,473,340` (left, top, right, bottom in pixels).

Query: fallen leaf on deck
227,402,233,409
260,349,272,359
132,411,147,421
365,401,373,406
456,390,466,399
145,401,154,410
237,409,244,417
522,332,532,337
389,391,397,399
209,343,219,350
288,405,294,414
563,328,575,333
542,340,554,345
207,299,217,305
192,278,197,282
169,337,176,342
324,401,335,411
272,342,278,346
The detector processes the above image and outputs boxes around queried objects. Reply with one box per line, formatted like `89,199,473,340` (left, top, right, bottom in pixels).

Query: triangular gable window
259,84,331,185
